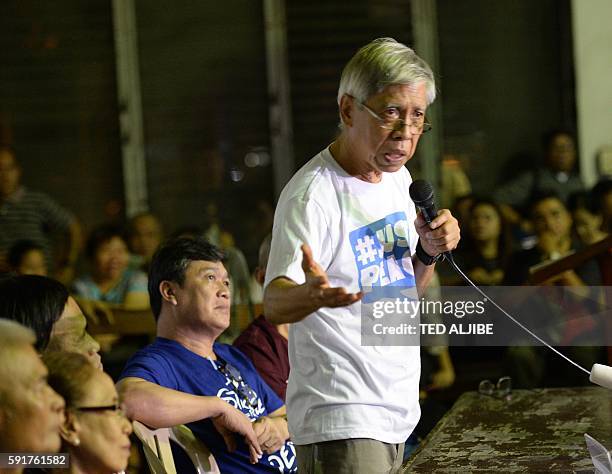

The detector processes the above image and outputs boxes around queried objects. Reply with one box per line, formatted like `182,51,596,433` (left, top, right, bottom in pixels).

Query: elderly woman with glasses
43,351,132,474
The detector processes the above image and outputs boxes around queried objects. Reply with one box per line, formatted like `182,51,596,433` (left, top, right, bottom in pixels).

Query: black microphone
409,179,453,262
409,179,438,224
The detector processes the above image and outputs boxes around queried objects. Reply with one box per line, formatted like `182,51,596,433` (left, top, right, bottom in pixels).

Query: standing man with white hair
264,38,460,472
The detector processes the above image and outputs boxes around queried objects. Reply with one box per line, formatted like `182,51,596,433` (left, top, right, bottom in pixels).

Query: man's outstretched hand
301,243,362,309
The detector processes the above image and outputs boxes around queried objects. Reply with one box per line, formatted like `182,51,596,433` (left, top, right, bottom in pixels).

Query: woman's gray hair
0,319,36,347
337,37,436,108
0,319,36,400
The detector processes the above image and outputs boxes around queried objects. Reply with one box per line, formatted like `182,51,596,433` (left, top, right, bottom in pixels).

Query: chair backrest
170,424,221,474
132,421,177,474
132,420,221,474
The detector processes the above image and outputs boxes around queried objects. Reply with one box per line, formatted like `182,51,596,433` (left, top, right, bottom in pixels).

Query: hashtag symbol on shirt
355,235,378,265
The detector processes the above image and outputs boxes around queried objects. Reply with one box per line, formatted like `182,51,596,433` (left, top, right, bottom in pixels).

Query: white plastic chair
132,420,221,474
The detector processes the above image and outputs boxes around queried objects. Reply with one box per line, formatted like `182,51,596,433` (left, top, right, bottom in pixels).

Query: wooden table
403,387,612,473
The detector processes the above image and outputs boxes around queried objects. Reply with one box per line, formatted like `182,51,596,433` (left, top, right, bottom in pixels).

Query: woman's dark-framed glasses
75,403,126,417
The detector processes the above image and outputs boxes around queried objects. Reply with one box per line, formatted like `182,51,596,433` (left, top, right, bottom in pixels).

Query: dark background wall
286,0,414,167
0,0,576,268
437,0,575,194
134,0,274,265
0,0,122,233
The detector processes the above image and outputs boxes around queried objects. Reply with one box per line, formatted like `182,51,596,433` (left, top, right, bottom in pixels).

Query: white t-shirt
264,147,421,445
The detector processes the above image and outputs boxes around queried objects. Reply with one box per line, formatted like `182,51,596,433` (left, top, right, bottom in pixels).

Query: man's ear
159,281,178,305
339,94,355,128
60,410,81,447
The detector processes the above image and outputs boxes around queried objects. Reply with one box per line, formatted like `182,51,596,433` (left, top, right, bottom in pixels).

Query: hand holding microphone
409,179,461,262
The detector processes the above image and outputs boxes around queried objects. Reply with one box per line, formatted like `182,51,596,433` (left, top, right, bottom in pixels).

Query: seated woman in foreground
44,351,132,474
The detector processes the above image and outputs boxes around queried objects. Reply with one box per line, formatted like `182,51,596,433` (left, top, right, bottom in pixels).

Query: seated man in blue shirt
118,237,296,473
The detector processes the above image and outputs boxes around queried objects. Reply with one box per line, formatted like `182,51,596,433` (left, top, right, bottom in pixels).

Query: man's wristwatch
416,240,443,266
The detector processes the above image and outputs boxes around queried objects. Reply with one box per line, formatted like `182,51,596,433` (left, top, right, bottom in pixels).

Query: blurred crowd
1,126,611,472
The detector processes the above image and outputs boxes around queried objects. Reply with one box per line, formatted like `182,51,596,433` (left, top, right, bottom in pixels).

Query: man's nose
89,335,101,354
122,415,133,435
218,281,230,298
390,122,416,140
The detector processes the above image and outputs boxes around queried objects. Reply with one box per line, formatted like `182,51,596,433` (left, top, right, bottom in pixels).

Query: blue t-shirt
120,338,297,473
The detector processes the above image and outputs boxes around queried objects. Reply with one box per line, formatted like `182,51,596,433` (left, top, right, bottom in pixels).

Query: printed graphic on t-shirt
215,385,297,472
349,211,415,303
217,386,266,421
267,442,297,472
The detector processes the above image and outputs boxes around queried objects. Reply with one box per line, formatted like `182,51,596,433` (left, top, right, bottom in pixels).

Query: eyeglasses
215,357,259,409
352,96,432,135
478,376,512,400
75,403,126,417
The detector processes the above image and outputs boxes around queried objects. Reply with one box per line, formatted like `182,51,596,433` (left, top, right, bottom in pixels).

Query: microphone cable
442,252,590,376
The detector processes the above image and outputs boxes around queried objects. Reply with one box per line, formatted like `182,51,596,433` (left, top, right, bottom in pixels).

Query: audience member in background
0,145,81,281
437,194,476,285
567,191,608,246
73,225,148,310
456,198,513,286
504,192,600,286
234,234,290,401
593,178,612,233
504,192,603,387
438,155,472,210
171,225,204,239
494,129,584,226
7,239,48,276
118,237,296,473
452,194,475,230
244,199,275,272
0,319,65,460
0,274,102,369
127,212,163,272
44,351,132,474
203,202,253,318
203,202,237,249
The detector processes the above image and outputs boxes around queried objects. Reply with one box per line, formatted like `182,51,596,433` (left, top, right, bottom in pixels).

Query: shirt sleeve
264,194,332,289
120,351,179,390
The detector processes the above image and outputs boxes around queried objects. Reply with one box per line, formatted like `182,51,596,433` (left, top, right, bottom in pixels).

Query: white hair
337,37,436,109
0,319,36,348
0,319,36,400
